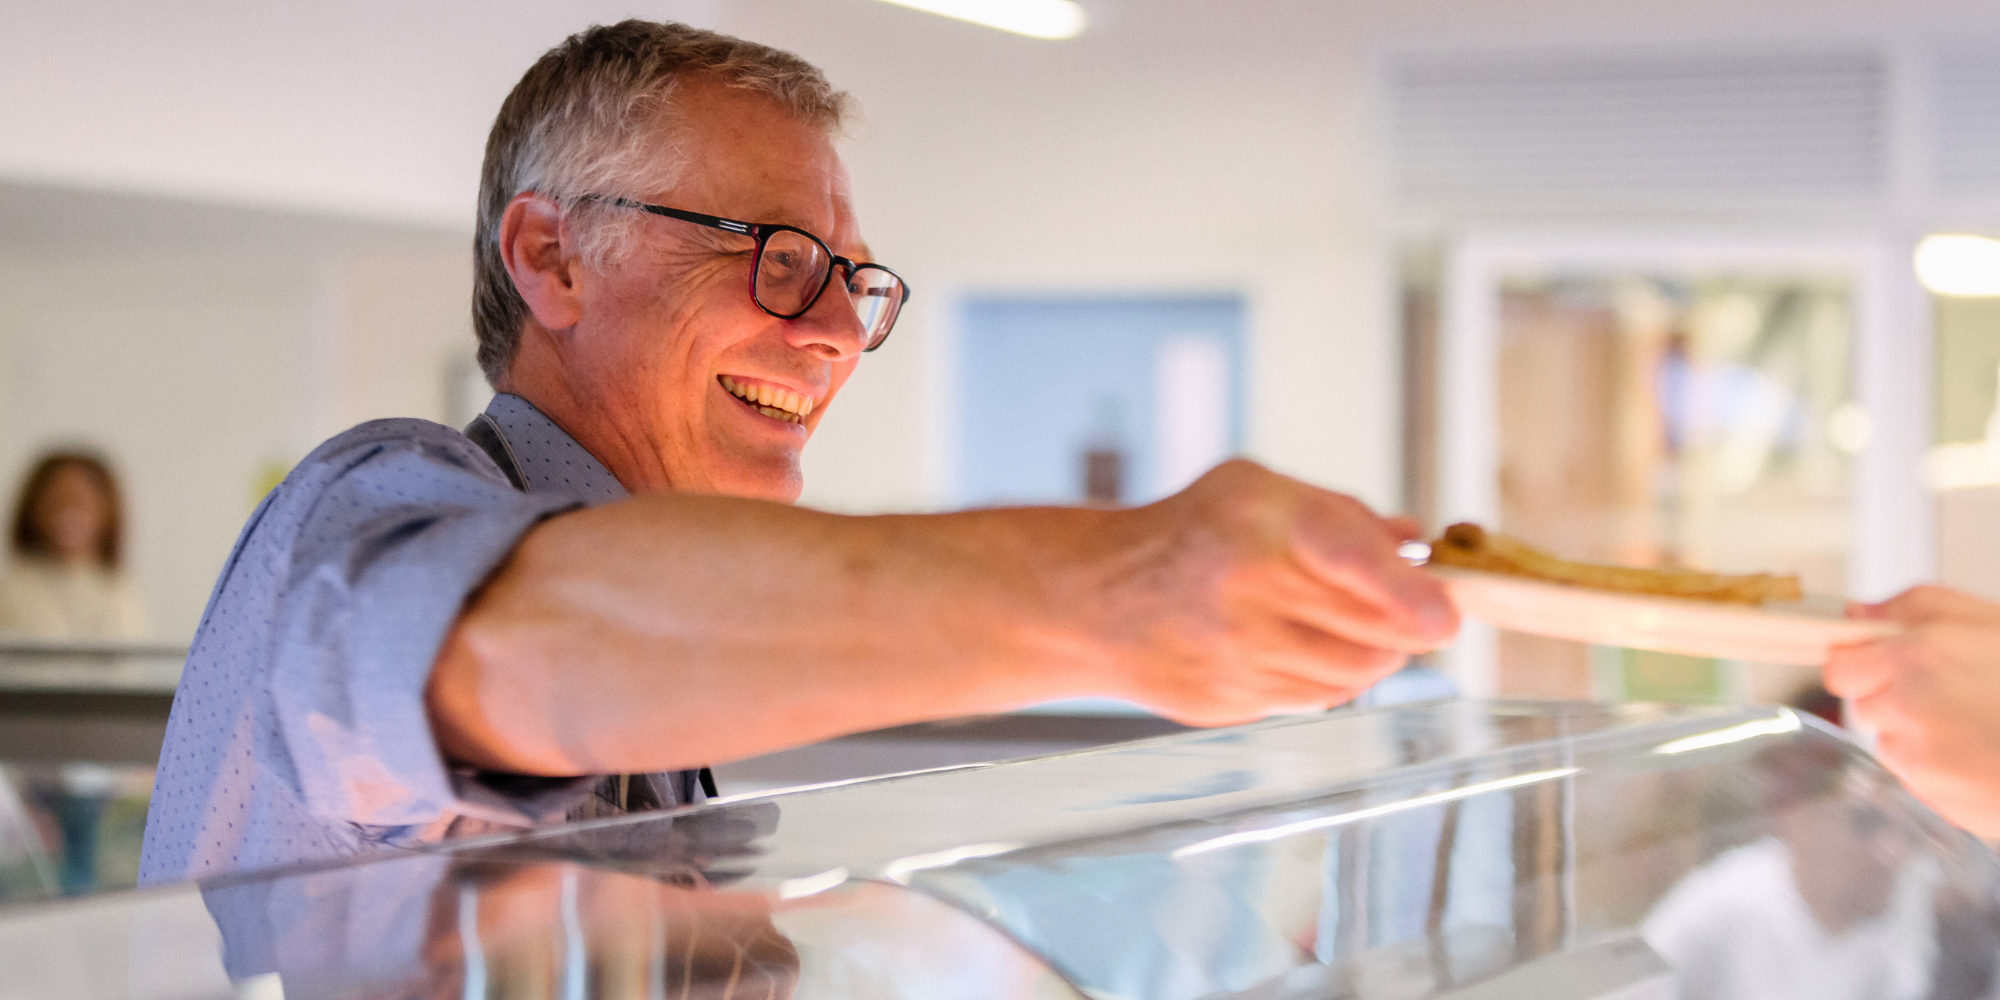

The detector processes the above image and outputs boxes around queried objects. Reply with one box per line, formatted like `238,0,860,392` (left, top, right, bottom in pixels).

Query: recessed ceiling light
874,0,1088,40
1916,234,2000,297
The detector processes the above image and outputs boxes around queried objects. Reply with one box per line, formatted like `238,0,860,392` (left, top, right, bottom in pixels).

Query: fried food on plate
1427,523,1803,606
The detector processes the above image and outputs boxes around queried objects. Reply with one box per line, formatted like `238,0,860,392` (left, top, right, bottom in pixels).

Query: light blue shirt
140,394,703,886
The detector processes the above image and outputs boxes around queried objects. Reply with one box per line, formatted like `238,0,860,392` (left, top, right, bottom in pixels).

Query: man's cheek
798,390,834,434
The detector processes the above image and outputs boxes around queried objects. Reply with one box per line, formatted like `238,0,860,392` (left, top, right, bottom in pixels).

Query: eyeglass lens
846,268,903,350
753,230,831,316
754,229,904,350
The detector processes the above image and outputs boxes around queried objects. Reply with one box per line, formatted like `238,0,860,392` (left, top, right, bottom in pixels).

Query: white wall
8,0,2000,629
0,0,724,228
733,0,2000,512
329,250,479,436
766,3,1403,510
0,233,469,641
0,257,316,639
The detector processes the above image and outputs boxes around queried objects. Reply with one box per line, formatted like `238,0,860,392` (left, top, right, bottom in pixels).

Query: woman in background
0,452,151,897
0,451,147,642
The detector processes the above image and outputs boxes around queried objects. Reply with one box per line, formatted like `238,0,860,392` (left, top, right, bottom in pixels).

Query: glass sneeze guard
0,699,1993,999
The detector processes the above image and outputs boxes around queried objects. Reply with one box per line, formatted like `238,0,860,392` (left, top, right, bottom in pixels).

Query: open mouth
719,375,814,425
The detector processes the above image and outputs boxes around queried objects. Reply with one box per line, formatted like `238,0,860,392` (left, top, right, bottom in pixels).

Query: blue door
955,296,1246,507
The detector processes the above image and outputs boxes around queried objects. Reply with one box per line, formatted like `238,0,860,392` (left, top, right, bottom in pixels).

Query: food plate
1427,565,1901,665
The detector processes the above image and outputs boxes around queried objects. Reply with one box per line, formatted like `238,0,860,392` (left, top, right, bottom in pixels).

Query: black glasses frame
581,195,909,351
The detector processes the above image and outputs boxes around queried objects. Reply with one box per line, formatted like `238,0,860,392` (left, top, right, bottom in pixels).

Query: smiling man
139,20,1458,885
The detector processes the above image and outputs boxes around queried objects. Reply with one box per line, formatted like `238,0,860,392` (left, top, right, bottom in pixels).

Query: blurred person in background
0,450,147,642
0,451,151,898
1826,585,2000,839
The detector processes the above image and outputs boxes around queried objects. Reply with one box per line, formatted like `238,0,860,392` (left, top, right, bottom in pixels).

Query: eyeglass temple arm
580,195,757,237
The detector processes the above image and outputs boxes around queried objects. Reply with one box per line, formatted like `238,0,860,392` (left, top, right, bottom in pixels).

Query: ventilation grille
1390,50,1889,206
1934,45,2000,198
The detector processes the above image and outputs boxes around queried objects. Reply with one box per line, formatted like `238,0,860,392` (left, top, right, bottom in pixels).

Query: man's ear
498,193,586,332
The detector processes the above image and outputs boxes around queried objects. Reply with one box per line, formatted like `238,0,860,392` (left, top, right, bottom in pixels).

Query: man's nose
783,280,869,360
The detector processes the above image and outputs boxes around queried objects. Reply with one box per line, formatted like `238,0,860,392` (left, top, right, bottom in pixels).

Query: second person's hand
1827,585,2000,837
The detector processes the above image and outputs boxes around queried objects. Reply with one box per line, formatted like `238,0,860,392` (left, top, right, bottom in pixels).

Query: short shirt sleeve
262,419,584,831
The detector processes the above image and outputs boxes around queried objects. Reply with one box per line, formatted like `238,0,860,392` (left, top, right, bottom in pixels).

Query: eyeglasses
582,195,909,352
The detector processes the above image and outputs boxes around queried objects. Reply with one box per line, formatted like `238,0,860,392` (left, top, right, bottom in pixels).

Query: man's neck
498,327,677,494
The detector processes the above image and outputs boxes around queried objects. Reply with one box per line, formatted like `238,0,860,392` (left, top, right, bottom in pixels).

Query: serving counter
0,642,184,765
1,699,1994,999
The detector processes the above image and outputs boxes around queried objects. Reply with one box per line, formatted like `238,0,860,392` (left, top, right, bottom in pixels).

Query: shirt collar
480,393,629,505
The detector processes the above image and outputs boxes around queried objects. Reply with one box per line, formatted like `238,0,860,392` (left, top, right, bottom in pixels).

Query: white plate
1428,565,1900,665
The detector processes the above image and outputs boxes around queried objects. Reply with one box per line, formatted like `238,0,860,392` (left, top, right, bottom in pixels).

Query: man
139,20,1456,885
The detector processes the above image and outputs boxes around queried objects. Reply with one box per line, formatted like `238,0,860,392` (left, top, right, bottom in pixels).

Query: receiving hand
1825,585,2000,837
1083,459,1459,726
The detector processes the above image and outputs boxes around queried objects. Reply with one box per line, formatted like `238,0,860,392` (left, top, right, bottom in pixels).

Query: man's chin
699,455,804,503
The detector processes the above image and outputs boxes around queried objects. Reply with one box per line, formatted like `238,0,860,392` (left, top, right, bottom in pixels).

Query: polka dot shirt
138,395,699,886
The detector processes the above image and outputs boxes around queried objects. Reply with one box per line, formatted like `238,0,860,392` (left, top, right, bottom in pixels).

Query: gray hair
472,20,854,384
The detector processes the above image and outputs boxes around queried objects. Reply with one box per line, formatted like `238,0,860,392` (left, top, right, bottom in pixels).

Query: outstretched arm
427,460,1459,777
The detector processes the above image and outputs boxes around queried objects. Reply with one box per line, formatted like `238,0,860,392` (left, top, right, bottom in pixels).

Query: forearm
429,494,1128,776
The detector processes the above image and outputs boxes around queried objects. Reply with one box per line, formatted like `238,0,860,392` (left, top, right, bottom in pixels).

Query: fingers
1872,585,2000,627
1845,685,1904,735
1382,515,1424,542
1260,618,1410,692
1144,461,1456,725
1859,697,2000,837
1184,460,1458,651
1274,565,1456,654
1147,678,1341,727
1291,495,1459,651
1823,639,1901,700
1142,621,1408,726
1822,619,2000,837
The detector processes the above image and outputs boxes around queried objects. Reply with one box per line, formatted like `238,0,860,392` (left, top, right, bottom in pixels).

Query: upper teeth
720,376,814,420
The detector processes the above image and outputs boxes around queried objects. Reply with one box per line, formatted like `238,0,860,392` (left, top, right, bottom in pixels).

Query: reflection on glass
202,806,803,999
906,712,1998,1000
429,862,798,999
0,761,153,901
1644,748,1934,1000
197,805,1083,999
7,702,1998,999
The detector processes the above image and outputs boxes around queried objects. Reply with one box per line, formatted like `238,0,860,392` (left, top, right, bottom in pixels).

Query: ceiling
3,0,1999,267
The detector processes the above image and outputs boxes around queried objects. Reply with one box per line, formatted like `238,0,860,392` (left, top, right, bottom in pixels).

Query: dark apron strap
462,410,718,808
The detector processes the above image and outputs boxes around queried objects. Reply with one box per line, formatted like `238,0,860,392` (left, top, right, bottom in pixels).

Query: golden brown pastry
1427,523,1803,605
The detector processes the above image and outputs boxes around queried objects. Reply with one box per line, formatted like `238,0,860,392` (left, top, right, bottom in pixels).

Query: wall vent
1933,44,2000,198
1390,49,1889,207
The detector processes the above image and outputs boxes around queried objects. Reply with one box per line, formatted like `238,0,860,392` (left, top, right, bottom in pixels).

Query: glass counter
0,699,1993,999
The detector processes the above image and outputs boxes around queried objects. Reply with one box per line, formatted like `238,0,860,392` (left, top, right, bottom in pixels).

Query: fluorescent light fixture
874,0,1088,39
1916,234,2000,297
